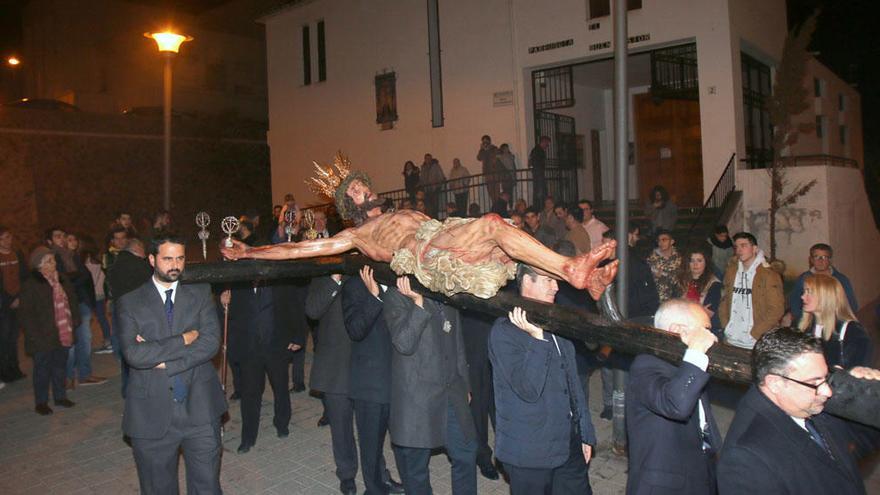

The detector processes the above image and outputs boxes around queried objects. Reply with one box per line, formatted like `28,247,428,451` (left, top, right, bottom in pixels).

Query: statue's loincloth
390,217,517,299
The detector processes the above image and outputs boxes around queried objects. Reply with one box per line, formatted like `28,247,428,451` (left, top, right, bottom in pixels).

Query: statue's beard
350,196,387,226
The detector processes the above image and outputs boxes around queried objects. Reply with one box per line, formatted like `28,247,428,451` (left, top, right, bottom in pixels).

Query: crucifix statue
221,152,618,300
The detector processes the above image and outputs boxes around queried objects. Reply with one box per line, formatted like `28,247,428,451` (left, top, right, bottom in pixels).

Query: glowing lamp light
144,31,193,54
7,56,20,66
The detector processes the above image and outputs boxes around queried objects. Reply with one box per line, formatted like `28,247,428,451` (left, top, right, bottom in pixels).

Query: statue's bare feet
563,240,616,290
587,259,618,301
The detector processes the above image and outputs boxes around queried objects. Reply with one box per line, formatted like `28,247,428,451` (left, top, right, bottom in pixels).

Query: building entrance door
634,93,703,207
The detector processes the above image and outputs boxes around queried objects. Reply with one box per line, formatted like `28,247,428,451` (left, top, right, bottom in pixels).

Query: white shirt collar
791,416,808,431
152,276,179,303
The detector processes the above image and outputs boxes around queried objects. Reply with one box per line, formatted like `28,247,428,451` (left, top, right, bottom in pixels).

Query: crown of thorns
306,151,373,220
306,151,352,198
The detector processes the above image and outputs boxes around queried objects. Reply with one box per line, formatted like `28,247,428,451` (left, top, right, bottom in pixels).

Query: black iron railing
380,167,579,220
741,153,859,170
685,153,736,241
302,167,579,220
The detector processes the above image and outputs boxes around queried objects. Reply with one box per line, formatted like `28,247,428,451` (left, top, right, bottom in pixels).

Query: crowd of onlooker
0,210,174,412
395,133,555,219
1,157,876,494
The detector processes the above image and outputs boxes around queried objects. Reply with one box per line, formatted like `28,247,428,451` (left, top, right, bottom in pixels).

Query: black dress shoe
277,428,289,438
35,403,53,415
290,383,306,393
385,477,405,494
599,405,613,420
229,391,241,401
339,479,357,495
54,398,76,408
317,415,329,427
478,461,500,480
237,443,253,454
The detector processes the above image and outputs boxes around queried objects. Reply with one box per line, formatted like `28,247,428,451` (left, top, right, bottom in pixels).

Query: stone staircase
592,201,720,246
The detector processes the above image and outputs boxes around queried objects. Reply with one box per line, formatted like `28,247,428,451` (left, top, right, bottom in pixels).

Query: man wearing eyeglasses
718,327,880,494
788,243,858,323
626,299,721,495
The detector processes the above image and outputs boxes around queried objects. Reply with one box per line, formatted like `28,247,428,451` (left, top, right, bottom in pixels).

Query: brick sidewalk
0,344,628,495
2,340,877,494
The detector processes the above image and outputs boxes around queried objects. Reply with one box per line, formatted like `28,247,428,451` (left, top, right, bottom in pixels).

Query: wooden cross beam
181,255,880,429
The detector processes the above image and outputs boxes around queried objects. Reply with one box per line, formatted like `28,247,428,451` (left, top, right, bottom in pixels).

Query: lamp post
145,31,192,211
6,56,21,101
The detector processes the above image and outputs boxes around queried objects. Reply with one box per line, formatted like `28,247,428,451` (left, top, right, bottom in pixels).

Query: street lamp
7,56,20,66
145,30,193,211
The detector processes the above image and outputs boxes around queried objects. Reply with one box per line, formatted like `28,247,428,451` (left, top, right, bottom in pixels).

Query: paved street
1,332,878,494
0,338,630,495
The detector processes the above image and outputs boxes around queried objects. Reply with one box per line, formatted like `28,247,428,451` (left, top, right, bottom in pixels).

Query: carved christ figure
221,156,618,300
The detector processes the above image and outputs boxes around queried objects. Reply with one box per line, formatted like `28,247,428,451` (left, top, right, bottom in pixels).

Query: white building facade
261,0,809,205
262,0,877,304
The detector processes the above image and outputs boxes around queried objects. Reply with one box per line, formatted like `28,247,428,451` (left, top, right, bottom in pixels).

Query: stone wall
739,165,880,310
0,108,270,255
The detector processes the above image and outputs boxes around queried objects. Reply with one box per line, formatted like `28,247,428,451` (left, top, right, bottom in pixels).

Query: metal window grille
741,53,773,169
650,43,698,100
532,67,574,110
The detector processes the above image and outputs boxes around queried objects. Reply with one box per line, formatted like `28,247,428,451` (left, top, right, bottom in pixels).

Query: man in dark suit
341,266,404,495
489,264,597,494
626,299,721,495
220,277,296,454
461,309,500,480
307,273,358,494
718,327,878,494
383,276,477,494
117,234,227,495
107,238,152,398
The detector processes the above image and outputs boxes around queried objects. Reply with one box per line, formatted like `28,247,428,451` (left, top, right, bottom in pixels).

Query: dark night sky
0,0,877,167
788,0,880,169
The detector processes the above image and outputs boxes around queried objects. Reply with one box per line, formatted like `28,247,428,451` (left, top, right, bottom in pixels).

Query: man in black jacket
107,238,152,397
528,135,550,207
626,299,720,495
0,226,28,383
384,276,477,494
220,276,296,454
593,226,660,419
489,264,596,494
117,234,227,494
341,266,404,495
718,328,880,494
307,274,357,494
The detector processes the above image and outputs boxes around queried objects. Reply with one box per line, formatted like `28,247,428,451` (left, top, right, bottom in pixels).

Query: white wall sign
493,91,514,107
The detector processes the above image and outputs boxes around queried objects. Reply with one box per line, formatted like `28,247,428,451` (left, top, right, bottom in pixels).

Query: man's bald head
654,299,710,335
125,238,146,258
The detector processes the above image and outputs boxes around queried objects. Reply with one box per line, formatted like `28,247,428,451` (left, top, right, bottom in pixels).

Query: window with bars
532,66,574,111
650,43,698,100
742,53,773,169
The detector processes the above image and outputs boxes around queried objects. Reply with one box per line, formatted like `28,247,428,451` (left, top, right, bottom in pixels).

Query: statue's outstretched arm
221,231,355,261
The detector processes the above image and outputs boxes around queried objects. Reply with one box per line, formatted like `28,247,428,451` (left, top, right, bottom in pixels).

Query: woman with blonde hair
798,274,872,369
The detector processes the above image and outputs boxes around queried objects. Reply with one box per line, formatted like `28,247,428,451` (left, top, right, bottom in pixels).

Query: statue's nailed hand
220,239,248,261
